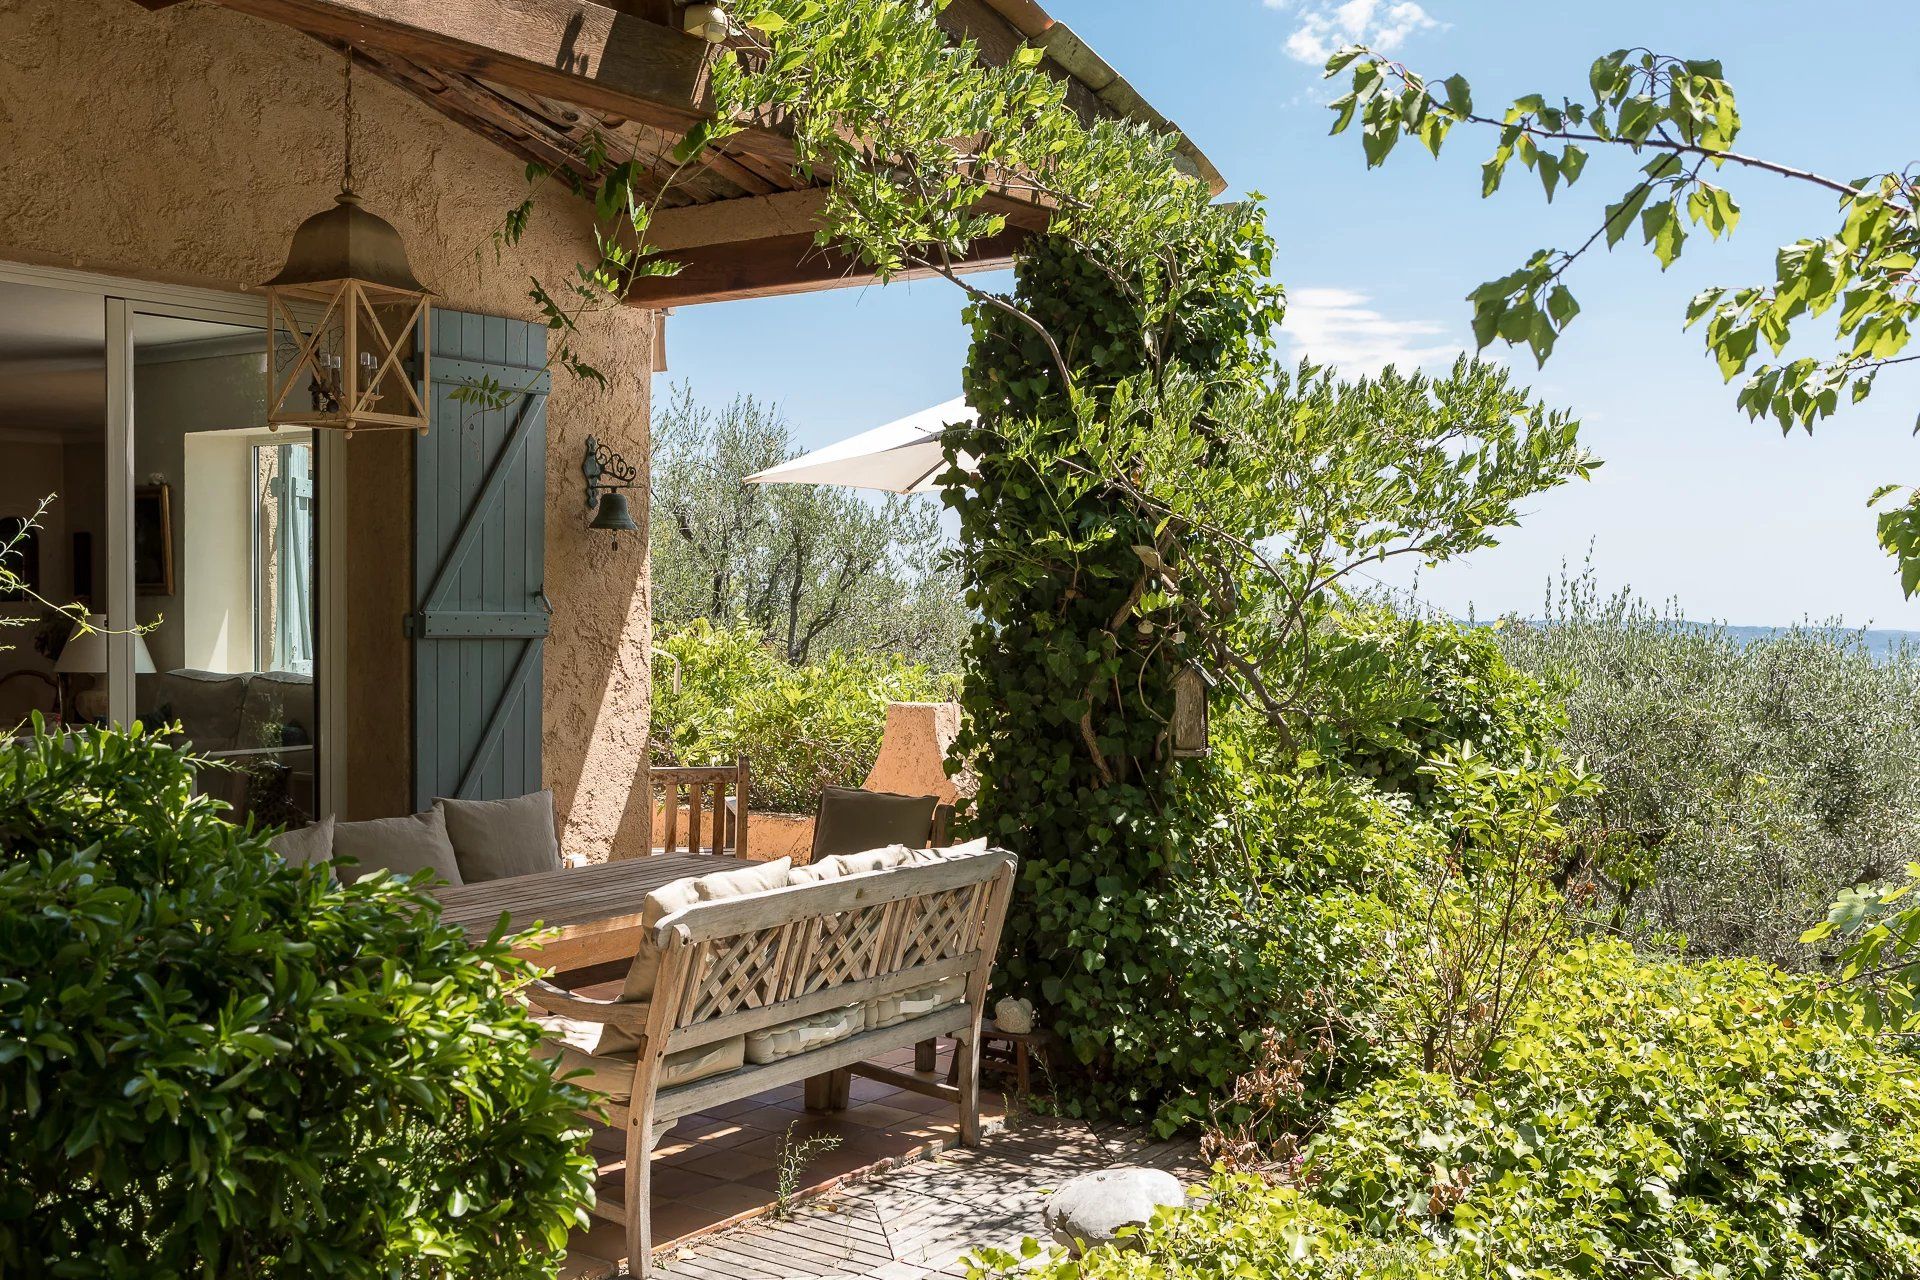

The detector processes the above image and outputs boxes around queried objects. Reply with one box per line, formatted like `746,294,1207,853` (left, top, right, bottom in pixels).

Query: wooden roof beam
622,226,1029,308
201,0,768,152
632,188,1032,306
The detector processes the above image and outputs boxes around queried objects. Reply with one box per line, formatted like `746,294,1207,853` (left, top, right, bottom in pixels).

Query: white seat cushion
865,976,966,1030
744,1005,864,1065
534,1013,744,1099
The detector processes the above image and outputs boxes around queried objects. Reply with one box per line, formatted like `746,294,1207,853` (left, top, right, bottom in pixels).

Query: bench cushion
534,1013,745,1099
268,816,334,869
744,1004,864,1065
788,843,912,883
791,837,991,885
597,856,793,1054
865,976,966,1030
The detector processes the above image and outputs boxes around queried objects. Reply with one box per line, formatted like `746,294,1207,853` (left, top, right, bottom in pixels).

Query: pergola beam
202,0,747,149
624,226,1030,308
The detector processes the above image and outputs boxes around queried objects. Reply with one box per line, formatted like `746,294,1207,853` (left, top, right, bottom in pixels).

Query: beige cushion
332,807,463,885
437,790,561,883
267,816,334,869
598,857,793,1054
809,844,915,880
787,859,844,885
691,856,794,903
865,976,966,1030
744,1004,864,1065
534,1013,744,1099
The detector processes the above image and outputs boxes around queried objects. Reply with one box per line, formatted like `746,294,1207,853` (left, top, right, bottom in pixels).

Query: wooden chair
651,756,749,857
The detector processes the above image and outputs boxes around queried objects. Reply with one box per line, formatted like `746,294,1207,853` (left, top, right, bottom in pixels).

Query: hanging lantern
263,49,431,437
1171,663,1211,758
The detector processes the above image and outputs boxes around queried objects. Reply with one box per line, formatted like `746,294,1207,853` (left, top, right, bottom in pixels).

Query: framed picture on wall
134,484,174,596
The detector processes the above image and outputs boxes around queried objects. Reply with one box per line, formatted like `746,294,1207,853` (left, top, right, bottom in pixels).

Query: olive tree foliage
1321,46,1920,589
1493,572,1920,966
648,385,965,666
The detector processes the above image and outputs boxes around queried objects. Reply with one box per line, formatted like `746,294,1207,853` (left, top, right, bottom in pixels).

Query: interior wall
133,349,267,673
180,431,256,672
1,0,656,849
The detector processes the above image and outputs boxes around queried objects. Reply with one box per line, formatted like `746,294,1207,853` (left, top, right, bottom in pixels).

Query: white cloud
1279,287,1461,376
1268,0,1441,66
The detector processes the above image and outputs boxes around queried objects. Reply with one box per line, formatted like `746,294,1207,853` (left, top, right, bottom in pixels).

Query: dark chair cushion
810,786,940,862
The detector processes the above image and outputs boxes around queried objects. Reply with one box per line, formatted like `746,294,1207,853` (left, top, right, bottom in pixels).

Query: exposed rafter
174,0,1224,306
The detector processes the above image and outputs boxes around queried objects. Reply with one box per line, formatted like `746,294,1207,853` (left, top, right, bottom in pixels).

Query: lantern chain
341,46,355,196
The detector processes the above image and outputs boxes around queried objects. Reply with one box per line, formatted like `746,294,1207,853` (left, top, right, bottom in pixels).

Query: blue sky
660,0,1920,628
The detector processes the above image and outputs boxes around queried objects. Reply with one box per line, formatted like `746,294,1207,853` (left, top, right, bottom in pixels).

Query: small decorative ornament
262,49,431,438
994,995,1035,1034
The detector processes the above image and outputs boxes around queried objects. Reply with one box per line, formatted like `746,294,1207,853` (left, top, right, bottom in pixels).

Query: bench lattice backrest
652,853,1014,1049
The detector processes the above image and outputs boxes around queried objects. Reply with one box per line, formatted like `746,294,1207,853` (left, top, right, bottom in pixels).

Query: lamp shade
263,192,426,293
54,615,156,675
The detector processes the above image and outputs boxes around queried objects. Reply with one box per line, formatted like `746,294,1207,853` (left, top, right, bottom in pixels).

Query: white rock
1042,1167,1183,1254
994,995,1035,1034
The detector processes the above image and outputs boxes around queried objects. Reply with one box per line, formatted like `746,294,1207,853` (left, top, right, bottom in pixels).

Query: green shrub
984,941,1920,1280
1313,607,1565,811
969,1174,1457,1279
651,619,959,813
0,721,593,1277
1495,574,1920,963
1311,942,1920,1276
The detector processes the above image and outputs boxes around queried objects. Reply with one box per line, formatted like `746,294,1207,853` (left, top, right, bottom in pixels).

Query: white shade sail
745,397,979,495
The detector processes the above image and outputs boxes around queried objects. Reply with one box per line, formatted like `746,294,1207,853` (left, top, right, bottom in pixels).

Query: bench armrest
522,978,651,1030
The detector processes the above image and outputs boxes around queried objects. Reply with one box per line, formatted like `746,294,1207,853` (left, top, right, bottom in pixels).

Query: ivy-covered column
946,217,1282,1108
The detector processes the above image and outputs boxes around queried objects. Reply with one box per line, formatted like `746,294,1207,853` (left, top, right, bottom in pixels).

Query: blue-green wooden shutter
409,310,550,811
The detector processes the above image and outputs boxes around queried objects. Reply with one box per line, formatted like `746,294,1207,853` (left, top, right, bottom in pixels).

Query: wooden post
735,753,750,859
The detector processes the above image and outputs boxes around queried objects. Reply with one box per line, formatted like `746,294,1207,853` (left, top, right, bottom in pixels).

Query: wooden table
433,852,751,976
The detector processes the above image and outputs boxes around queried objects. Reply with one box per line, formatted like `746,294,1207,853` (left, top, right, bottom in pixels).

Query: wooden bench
521,846,1018,1276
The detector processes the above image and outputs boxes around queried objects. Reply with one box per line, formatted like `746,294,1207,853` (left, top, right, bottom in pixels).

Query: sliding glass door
128,309,323,827
0,263,338,823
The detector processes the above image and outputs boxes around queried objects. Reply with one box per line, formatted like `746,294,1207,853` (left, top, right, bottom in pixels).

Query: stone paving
561,1040,1203,1279
650,1118,1203,1279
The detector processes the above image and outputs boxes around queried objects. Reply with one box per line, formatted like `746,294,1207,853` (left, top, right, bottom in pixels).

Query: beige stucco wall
0,0,657,858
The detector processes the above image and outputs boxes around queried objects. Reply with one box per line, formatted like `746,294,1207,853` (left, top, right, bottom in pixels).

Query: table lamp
54,614,155,722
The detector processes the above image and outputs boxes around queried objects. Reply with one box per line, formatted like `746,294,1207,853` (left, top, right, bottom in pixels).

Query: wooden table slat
433,853,754,972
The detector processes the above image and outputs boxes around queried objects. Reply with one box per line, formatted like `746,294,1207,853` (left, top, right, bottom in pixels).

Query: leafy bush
979,942,1920,1279
1495,573,1920,962
0,721,593,1277
651,620,959,813
1312,607,1565,810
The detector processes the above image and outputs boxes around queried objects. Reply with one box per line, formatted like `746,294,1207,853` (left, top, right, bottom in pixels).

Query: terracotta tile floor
563,1041,1006,1279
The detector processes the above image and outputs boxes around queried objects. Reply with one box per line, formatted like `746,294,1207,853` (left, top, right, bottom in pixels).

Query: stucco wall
0,0,657,858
